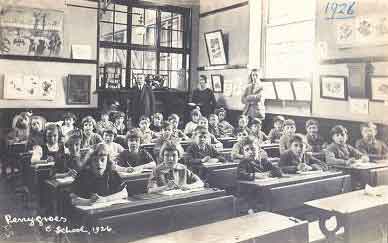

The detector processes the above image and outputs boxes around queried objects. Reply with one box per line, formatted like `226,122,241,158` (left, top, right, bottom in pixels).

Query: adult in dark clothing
191,75,217,117
130,74,155,125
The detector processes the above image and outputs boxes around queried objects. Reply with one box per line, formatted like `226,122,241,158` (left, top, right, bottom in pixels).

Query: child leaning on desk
70,143,127,206
355,123,388,160
325,125,369,166
237,136,282,181
279,134,328,174
147,141,204,194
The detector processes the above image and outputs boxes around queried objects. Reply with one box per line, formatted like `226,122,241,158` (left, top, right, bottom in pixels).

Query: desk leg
318,212,344,243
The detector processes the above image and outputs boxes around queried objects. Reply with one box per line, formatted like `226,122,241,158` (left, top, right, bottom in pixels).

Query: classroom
0,0,388,242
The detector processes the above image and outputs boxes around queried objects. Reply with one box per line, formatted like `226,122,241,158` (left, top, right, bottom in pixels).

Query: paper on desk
56,177,75,184
160,188,204,196
297,170,323,175
32,161,55,168
76,198,130,210
364,184,383,197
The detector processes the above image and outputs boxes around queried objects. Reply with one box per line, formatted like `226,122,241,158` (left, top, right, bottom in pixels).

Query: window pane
99,48,113,65
113,49,127,66
131,26,147,45
131,50,143,69
115,11,127,24
145,27,156,46
172,13,183,31
114,24,127,43
131,50,156,70
161,11,172,29
145,9,156,26
132,7,144,25
100,22,113,41
115,4,127,12
121,69,126,88
171,31,183,48
160,29,171,47
160,53,182,71
100,10,113,22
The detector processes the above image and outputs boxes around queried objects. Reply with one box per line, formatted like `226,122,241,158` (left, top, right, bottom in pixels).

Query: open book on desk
76,198,130,210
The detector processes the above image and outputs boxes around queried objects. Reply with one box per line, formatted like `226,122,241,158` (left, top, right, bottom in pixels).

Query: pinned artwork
0,6,64,56
4,74,56,100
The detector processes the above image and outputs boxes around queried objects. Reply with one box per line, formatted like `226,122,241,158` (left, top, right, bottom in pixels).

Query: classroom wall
0,0,98,109
198,1,250,110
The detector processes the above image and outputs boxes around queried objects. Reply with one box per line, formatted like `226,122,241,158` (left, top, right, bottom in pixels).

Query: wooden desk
332,161,388,189
194,162,239,190
261,143,280,158
238,171,351,215
45,171,151,216
71,189,236,242
305,185,388,243
131,212,308,243
218,136,238,148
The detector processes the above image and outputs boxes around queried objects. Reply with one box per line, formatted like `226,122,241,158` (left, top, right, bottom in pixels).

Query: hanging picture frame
66,75,91,104
320,75,348,100
204,30,228,66
369,76,388,102
211,74,224,93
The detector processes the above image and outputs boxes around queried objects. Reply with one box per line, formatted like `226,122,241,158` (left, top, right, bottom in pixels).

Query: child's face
153,116,162,126
163,150,179,167
17,116,29,129
250,124,261,133
31,119,42,132
290,141,305,157
209,116,218,126
68,140,81,157
307,125,319,137
169,118,179,129
162,126,174,137
284,125,296,135
274,121,283,130
116,117,125,124
127,138,140,153
103,133,115,144
196,133,209,145
238,118,248,128
242,144,259,160
237,131,249,142
218,112,226,121
192,113,200,123
332,133,347,145
362,127,375,141
139,120,150,130
64,118,74,126
83,122,94,133
101,114,109,122
198,119,208,128
46,130,59,145
92,150,108,176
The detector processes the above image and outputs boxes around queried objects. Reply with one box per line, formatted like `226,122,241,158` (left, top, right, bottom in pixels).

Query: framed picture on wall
66,75,91,105
369,76,388,101
204,30,228,66
320,75,348,100
211,74,224,93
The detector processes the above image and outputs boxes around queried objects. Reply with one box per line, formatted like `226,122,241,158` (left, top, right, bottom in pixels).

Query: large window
98,1,191,90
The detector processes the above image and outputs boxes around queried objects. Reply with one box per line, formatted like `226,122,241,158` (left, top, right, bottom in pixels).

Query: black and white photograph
0,0,388,243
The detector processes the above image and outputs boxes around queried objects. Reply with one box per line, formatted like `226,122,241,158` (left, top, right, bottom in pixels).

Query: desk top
74,188,226,217
305,185,388,214
333,161,388,171
239,171,344,188
131,212,306,243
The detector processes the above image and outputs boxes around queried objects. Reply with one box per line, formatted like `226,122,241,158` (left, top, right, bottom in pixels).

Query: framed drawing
66,75,91,105
104,62,122,89
262,81,277,100
211,74,224,93
274,81,294,100
3,74,56,100
369,76,388,102
320,75,348,100
0,7,63,56
292,81,312,101
204,30,227,66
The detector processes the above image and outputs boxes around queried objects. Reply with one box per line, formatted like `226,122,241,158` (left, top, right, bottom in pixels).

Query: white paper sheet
76,198,130,210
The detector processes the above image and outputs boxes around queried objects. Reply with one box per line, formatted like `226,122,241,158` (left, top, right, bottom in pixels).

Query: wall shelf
197,64,247,71
320,56,388,65
0,54,97,64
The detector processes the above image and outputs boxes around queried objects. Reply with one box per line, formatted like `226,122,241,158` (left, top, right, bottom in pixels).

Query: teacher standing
130,74,155,125
191,75,217,117
241,69,266,120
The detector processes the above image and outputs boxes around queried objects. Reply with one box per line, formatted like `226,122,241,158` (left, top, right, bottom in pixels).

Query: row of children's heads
190,107,229,123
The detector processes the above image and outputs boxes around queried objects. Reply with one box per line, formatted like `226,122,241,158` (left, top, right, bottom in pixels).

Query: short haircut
208,113,218,119
112,111,125,120
305,119,319,129
199,75,207,82
103,127,117,136
251,118,262,126
330,125,347,140
194,125,208,136
63,112,77,122
240,136,259,149
215,107,226,115
44,123,62,143
81,116,96,127
191,107,202,116
139,115,150,123
159,141,184,158
273,115,285,123
126,128,141,141
289,133,307,145
283,119,296,127
168,114,180,121
152,112,163,120
239,115,249,121
66,129,83,147
161,121,173,130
